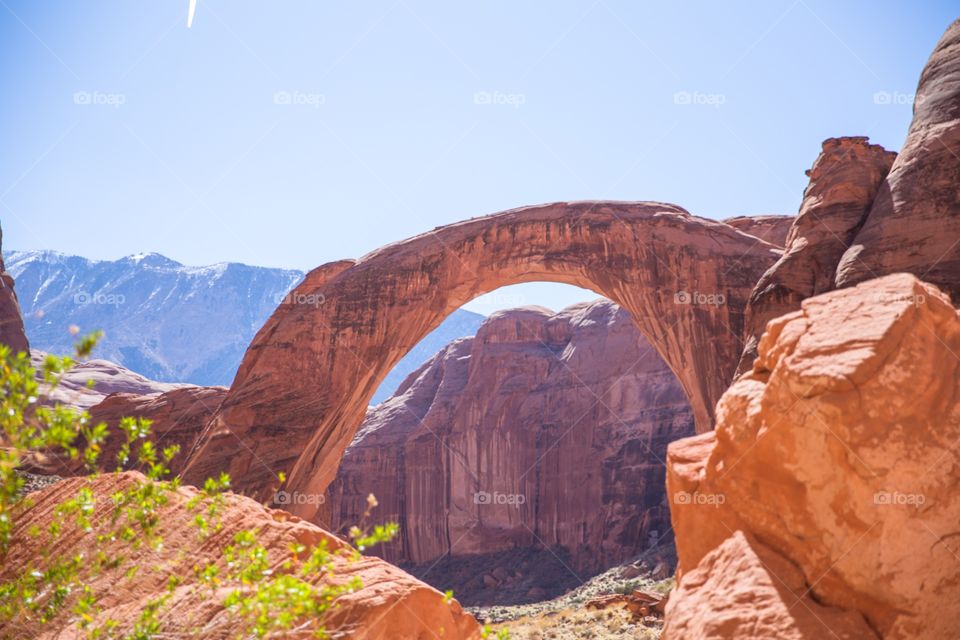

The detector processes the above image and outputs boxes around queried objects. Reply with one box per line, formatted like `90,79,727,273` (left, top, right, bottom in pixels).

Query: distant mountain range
7,251,484,403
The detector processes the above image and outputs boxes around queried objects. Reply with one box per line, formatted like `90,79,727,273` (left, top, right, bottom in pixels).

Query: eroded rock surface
722,215,793,247
323,300,693,594
836,19,960,298
182,202,780,517
0,226,28,353
34,350,192,410
664,531,877,639
666,274,960,639
1,472,479,639
738,137,896,372
24,386,227,477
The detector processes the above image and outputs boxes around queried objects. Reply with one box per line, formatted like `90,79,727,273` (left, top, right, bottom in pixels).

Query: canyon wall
323,300,693,578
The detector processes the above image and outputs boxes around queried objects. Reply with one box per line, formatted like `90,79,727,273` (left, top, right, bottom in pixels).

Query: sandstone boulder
1,472,479,639
23,386,227,477
34,350,193,410
664,531,876,639
666,274,960,639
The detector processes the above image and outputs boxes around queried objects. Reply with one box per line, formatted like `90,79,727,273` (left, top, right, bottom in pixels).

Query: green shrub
0,337,399,638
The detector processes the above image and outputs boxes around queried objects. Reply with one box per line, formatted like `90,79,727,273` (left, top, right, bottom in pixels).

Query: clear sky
1,1,955,312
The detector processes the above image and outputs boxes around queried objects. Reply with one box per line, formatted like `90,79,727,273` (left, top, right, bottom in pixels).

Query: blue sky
1,1,955,312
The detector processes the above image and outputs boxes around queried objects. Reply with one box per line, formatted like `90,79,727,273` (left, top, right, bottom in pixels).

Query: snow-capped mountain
7,250,484,401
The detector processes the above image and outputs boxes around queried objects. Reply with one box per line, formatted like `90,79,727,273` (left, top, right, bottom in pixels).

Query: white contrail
187,0,198,27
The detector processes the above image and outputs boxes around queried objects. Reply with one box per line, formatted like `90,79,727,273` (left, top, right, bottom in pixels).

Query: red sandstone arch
182,201,780,520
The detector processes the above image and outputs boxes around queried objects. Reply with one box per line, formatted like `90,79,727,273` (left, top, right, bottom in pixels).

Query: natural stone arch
182,201,780,519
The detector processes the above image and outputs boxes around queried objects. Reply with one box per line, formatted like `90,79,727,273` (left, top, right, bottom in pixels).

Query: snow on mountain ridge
7,250,486,401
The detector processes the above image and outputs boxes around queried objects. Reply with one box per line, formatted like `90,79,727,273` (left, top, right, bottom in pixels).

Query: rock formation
323,300,693,595
1,472,479,639
665,275,960,639
738,137,896,373
836,19,960,298
722,215,793,247
23,385,227,477
11,249,486,402
738,19,960,375
0,226,28,354
182,202,781,518
665,531,877,639
34,350,193,410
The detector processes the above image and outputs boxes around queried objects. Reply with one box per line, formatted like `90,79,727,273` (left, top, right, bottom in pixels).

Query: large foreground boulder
0,473,480,639
665,274,960,639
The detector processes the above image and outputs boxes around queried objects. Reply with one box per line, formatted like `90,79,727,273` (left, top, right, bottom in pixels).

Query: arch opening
323,283,696,604
181,201,780,521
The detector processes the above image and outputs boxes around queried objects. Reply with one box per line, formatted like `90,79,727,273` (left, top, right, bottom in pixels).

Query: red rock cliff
323,300,693,579
0,225,28,354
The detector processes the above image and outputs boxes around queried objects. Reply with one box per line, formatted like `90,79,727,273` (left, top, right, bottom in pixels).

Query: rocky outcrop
722,215,793,247
665,531,877,639
836,20,960,298
182,202,780,518
0,226,28,353
738,20,960,375
23,386,227,477
665,275,960,639
1,472,479,639
34,350,192,410
737,137,896,372
323,301,693,591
